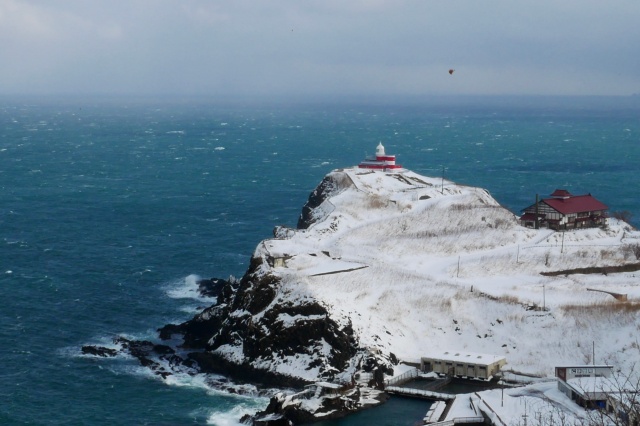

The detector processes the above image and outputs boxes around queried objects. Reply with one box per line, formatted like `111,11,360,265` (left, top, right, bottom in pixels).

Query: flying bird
448,69,455,75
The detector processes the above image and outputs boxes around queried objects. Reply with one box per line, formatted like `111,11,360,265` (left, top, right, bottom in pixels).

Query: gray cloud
1,0,638,97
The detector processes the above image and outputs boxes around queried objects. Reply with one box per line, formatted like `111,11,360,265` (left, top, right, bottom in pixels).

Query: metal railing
384,367,419,387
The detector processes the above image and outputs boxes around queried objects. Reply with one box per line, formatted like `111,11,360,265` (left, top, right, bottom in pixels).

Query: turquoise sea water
1,96,639,425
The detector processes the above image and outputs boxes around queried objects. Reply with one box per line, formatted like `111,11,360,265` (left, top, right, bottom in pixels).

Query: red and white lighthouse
358,142,402,171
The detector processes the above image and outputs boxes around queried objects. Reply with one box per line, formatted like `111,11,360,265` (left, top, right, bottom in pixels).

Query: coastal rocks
81,337,179,379
195,277,231,298
81,345,117,357
245,382,388,425
159,259,360,386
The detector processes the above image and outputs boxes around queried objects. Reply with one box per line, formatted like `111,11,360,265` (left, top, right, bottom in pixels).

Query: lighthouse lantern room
358,142,402,171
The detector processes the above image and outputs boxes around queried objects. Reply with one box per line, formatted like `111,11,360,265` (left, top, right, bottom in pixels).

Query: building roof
421,350,506,366
557,365,613,369
543,194,608,215
565,376,636,395
550,189,572,198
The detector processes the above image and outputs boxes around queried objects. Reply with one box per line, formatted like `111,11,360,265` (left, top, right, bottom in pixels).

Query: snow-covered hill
244,167,640,379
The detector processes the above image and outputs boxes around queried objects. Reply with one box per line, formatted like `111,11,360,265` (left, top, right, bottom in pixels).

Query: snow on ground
259,167,640,377
446,381,589,425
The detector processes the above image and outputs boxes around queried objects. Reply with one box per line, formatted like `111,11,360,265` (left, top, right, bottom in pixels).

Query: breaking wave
164,274,215,302
206,401,268,426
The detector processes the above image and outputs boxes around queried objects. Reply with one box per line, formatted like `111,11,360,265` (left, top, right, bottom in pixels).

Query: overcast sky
1,0,639,98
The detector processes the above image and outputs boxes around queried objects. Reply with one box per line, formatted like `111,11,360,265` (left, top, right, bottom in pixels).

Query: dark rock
249,386,383,426
197,277,231,298
153,344,175,355
186,352,310,389
166,250,359,387
158,323,183,341
239,414,253,424
81,345,117,357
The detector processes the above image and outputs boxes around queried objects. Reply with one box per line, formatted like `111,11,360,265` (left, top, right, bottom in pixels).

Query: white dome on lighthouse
376,142,385,156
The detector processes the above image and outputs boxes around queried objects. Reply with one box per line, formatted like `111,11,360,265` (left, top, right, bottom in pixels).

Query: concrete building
555,365,615,408
420,350,507,380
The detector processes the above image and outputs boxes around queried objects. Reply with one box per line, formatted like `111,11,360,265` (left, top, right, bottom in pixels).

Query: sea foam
164,274,214,302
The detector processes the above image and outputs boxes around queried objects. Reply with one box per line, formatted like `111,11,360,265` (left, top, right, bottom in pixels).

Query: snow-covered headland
83,164,640,424
255,166,640,376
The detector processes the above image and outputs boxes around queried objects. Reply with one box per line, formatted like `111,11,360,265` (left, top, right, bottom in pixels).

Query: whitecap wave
206,401,268,426
164,370,214,391
165,274,215,302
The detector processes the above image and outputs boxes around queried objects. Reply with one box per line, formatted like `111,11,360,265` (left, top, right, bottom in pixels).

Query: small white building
555,365,613,382
555,365,615,408
420,350,507,380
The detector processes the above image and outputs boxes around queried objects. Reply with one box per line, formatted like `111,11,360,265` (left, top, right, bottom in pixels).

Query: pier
385,386,456,401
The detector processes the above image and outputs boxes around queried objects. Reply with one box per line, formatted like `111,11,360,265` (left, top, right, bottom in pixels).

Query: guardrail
428,416,484,426
386,386,456,401
384,367,419,387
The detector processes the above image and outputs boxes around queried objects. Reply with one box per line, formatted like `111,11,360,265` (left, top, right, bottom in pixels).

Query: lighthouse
358,142,403,171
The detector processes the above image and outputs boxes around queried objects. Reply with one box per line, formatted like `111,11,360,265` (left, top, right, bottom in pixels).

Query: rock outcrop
157,257,364,388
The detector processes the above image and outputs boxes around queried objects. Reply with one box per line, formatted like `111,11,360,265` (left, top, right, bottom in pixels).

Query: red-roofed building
520,189,608,230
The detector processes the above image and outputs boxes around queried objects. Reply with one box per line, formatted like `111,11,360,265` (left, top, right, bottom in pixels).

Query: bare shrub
450,203,474,211
494,218,511,229
600,249,615,259
480,292,521,305
367,195,387,209
496,294,522,304
612,210,633,223
561,301,640,316
622,243,640,260
415,230,437,238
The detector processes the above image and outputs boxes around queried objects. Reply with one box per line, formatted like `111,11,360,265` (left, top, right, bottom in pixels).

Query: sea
1,95,639,425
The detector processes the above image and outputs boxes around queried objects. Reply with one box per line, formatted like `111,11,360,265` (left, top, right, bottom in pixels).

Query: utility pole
534,194,539,230
441,166,445,194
